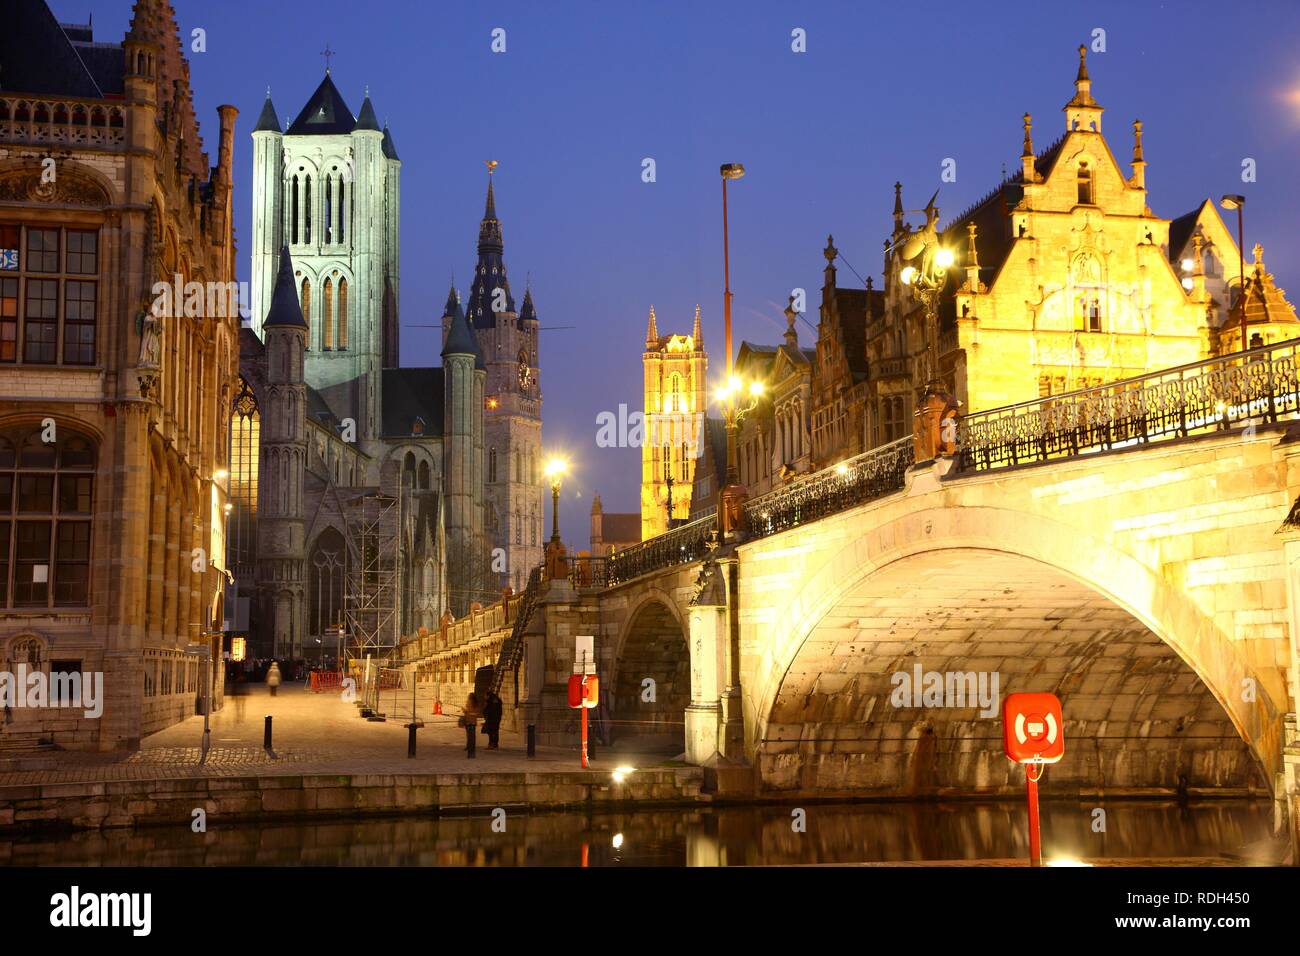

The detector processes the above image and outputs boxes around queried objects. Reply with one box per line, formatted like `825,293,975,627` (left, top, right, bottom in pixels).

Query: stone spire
1021,112,1037,181
783,294,799,349
254,88,281,133
892,182,904,234
965,222,981,290
645,305,659,348
692,304,703,348
466,164,514,327
1131,119,1146,189
1064,44,1103,132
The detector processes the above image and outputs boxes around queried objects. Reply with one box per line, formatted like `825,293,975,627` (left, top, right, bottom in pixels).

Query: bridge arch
747,505,1284,794
609,589,690,755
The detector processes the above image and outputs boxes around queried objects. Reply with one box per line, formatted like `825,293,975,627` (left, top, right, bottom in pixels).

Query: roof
467,177,516,328
354,95,380,132
263,247,307,329
599,512,641,543
382,123,399,160
253,93,281,133
381,367,446,438
1168,205,1202,262
286,73,356,135
441,293,482,364
1229,245,1299,330
1,1,118,98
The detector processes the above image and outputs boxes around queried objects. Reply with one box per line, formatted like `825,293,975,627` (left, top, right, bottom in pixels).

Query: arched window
338,181,346,243
488,447,497,483
229,379,260,575
300,278,311,343
291,175,299,245
680,440,688,481
403,451,416,488
322,277,334,350
308,527,346,639
337,278,348,349
304,175,312,243
324,176,333,245
417,460,430,490
0,424,96,608
1076,163,1093,205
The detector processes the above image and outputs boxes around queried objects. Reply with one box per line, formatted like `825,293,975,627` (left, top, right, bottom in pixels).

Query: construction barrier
310,671,344,693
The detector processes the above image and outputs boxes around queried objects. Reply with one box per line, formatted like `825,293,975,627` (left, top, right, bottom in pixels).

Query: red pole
580,842,589,867
1026,767,1042,867
581,694,589,769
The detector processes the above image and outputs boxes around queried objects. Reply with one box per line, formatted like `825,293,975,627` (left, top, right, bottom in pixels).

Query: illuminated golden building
641,305,707,539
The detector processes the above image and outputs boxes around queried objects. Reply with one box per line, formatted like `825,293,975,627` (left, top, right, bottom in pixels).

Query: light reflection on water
0,800,1273,866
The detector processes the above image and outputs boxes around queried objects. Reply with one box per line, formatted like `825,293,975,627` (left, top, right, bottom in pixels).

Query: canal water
0,799,1274,866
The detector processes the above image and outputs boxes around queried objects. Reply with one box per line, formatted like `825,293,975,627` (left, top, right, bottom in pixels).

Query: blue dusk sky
51,0,1300,545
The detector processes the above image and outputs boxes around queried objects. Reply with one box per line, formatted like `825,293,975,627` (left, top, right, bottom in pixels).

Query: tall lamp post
544,457,568,579
1220,194,1247,351
896,194,957,463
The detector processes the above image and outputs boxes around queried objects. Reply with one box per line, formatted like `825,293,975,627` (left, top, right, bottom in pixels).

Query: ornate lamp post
1220,194,1247,351
716,162,757,539
896,194,957,463
663,456,676,530
543,457,568,579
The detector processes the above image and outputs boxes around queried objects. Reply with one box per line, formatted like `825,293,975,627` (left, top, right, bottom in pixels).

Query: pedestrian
483,691,503,750
459,692,482,757
267,660,282,697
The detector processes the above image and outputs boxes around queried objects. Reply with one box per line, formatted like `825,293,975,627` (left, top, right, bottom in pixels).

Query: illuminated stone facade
641,306,707,540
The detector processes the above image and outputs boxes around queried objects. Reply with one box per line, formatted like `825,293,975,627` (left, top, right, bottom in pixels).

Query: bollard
263,715,272,749
407,723,417,758
527,724,536,758
465,723,476,758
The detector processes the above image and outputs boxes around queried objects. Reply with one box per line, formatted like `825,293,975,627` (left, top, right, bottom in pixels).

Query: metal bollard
527,724,536,758
263,715,272,749
465,723,476,758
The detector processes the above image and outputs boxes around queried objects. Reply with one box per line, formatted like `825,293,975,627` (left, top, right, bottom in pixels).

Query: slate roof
253,93,281,133
355,95,380,131
467,178,516,328
381,367,445,438
382,123,399,160
1168,206,1201,262
286,73,356,135
1,2,119,97
263,247,307,328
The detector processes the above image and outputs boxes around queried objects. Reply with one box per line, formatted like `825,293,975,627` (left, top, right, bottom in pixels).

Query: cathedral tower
442,289,488,614
256,249,309,658
641,305,707,540
463,169,544,593
249,73,401,451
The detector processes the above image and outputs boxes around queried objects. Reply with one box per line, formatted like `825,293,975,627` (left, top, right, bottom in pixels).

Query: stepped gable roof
286,72,356,135
381,367,446,438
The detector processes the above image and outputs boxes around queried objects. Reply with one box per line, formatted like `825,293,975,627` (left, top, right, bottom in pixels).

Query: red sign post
1002,692,1065,867
567,672,599,768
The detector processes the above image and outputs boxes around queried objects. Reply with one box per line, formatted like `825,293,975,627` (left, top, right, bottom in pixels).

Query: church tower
462,168,544,593
249,71,401,455
442,289,488,615
641,305,707,540
256,249,309,658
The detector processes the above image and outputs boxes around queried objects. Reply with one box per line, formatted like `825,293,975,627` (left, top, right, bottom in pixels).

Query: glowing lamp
899,266,917,286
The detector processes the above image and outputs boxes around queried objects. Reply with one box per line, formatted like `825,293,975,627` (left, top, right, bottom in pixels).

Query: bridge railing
745,436,914,539
568,556,608,590
959,337,1300,471
606,509,717,586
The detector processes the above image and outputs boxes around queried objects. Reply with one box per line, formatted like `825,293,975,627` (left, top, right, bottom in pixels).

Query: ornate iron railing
606,509,717,586
959,338,1300,471
745,436,914,538
568,556,608,590
489,564,546,698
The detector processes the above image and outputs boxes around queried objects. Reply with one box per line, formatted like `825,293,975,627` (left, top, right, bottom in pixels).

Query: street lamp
1220,194,1247,351
543,457,569,580
895,192,958,463
717,163,753,540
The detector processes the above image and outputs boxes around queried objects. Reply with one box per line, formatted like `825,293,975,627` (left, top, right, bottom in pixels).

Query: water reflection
0,800,1272,867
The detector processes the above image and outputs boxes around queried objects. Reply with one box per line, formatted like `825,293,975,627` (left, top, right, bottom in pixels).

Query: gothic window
1076,163,1093,205
403,452,416,488
528,447,536,485
1088,297,1102,332
304,175,312,244
324,176,333,245
300,278,311,343
488,447,497,483
669,374,682,412
0,424,96,608
291,176,299,245
661,442,671,480
338,181,346,243
308,527,346,639
228,379,259,575
337,278,348,349
680,441,688,481
322,277,334,349
418,460,430,490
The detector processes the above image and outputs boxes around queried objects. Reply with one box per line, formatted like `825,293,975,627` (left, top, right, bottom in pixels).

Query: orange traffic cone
433,699,443,716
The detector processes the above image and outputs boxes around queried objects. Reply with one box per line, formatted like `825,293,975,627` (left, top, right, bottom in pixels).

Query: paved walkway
0,684,659,786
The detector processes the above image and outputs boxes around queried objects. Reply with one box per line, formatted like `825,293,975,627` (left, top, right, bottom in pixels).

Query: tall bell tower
641,305,707,540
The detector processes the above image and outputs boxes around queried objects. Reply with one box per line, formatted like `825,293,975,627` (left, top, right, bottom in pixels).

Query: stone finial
966,221,980,268
1022,112,1033,158
824,234,837,263
784,294,799,348
1076,43,1089,83
1253,242,1265,267
892,181,904,230
1132,119,1144,163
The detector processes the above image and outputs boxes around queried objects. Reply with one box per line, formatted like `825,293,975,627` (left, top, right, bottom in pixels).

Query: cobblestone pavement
0,684,657,786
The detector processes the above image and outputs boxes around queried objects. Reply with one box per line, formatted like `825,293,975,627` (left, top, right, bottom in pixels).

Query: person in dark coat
482,692,504,750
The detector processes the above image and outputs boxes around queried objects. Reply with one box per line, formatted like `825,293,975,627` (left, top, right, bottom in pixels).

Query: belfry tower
641,305,707,540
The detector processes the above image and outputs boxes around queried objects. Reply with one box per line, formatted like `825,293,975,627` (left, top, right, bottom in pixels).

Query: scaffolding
343,484,403,666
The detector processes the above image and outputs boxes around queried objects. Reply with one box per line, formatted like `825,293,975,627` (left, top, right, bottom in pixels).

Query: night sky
51,0,1300,546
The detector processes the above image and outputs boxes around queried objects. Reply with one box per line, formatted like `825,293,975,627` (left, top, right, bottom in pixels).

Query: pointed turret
519,287,538,323
892,182,904,234
441,292,477,358
783,295,799,349
264,247,306,328
1131,119,1146,189
692,304,703,349
381,122,399,160
254,88,281,133
467,167,515,327
355,88,380,131
645,305,659,349
1064,44,1103,133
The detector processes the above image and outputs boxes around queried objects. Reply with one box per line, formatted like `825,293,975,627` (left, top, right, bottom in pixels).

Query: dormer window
1076,163,1093,205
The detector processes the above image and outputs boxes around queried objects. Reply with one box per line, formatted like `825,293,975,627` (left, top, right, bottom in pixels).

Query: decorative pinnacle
485,159,498,175
1076,44,1089,82
824,234,837,263
967,221,980,268
1132,119,1145,163
1022,112,1033,158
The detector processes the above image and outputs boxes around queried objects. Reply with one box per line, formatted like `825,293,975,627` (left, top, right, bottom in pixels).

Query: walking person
483,691,503,750
460,692,482,757
267,660,282,697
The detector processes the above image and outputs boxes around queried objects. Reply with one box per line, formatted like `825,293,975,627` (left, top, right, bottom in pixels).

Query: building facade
641,305,707,539
0,0,238,749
